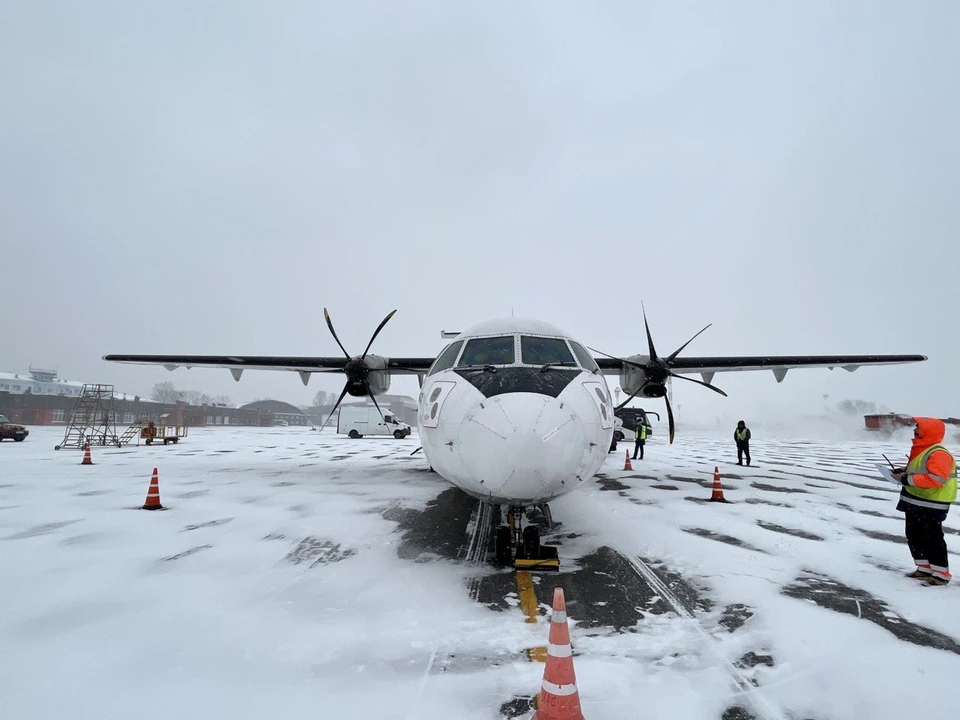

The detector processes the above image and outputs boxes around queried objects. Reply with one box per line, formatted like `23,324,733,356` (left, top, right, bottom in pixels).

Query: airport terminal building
0,368,282,428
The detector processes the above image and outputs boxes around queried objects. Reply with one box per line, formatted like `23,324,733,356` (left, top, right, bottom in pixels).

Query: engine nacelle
345,354,392,397
619,355,649,396
619,355,665,398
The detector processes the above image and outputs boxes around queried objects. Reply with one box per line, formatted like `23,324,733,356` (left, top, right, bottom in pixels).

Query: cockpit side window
569,341,600,373
457,336,515,366
428,340,463,376
520,336,575,365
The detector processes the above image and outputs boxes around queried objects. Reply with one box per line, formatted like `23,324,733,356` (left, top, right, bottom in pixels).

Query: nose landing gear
493,504,560,572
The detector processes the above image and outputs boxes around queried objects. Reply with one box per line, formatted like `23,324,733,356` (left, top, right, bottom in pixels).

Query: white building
0,367,85,397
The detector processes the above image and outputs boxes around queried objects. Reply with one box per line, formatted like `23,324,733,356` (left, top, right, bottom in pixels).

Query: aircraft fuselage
417,318,614,506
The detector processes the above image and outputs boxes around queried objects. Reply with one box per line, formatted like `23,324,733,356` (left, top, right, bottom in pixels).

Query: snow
2,425,959,720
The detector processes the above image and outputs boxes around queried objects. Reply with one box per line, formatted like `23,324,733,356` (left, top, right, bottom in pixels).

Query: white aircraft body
418,318,613,507
104,308,926,568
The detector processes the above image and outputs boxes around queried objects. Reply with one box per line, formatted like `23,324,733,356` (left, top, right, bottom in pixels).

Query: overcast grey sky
1,2,957,425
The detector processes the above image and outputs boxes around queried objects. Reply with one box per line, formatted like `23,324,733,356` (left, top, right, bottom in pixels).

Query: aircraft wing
596,353,927,381
102,354,435,376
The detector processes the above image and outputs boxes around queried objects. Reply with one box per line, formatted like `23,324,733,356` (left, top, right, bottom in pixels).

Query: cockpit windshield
428,340,463,376
569,340,600,373
457,336,515,366
520,336,575,366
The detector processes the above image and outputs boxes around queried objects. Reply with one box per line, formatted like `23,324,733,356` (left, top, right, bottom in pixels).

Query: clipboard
876,464,899,485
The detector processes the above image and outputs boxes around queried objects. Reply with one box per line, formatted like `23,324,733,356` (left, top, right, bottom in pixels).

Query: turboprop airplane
104,308,926,570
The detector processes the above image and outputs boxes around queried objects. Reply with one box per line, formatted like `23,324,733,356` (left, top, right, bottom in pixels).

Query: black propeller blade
321,383,352,431
671,372,728,396
361,309,397,360
667,323,712,362
324,308,351,359
594,305,728,444
664,390,676,444
320,308,398,430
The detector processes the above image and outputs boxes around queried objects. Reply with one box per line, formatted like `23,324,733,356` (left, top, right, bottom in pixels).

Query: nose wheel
492,504,560,572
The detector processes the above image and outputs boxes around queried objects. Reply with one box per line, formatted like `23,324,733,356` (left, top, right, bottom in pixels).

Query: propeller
320,308,397,430
591,304,728,444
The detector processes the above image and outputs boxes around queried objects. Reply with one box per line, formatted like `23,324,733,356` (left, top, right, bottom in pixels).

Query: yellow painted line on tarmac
516,571,548,662
517,571,540,622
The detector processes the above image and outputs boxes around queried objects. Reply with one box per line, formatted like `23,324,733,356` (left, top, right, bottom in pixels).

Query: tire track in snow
412,498,492,715
625,555,787,720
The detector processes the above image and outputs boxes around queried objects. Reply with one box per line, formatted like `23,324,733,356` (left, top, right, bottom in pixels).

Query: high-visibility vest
904,443,958,505
639,425,647,441
735,428,749,441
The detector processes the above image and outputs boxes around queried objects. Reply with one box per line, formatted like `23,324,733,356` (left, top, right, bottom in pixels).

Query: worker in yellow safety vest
633,422,648,460
892,417,957,586
734,420,751,466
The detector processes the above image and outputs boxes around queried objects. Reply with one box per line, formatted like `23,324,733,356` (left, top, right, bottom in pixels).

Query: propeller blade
360,309,397,360
324,308,351,359
616,385,644,411
665,392,675,444
367,388,385,421
321,383,352,430
642,303,658,361
666,323,712,362
669,372,728,397
587,347,648,371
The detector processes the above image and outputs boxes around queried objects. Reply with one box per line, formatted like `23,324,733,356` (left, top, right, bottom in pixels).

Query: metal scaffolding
55,384,121,450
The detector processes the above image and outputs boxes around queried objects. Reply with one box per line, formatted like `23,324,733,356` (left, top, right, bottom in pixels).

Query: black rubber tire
522,525,540,559
348,429,360,439
495,526,513,566
393,429,405,439
614,431,624,441
14,437,24,442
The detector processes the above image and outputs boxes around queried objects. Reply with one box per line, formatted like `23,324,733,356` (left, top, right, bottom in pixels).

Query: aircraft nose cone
457,393,586,502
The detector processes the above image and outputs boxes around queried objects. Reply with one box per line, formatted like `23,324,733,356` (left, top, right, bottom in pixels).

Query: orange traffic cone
81,443,94,465
623,450,633,471
142,468,164,510
709,466,729,503
533,587,585,720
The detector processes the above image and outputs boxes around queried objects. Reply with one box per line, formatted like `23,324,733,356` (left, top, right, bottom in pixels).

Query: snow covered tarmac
2,426,959,720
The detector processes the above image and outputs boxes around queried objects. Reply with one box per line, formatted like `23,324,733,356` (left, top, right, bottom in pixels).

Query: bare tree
152,381,180,403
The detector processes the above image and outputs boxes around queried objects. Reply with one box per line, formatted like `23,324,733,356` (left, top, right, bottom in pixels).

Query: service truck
337,406,412,439
613,408,658,442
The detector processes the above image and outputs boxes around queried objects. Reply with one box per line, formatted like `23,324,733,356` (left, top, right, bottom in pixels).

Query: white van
337,406,412,439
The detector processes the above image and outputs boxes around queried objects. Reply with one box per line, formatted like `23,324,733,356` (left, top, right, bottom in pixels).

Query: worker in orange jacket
892,417,957,586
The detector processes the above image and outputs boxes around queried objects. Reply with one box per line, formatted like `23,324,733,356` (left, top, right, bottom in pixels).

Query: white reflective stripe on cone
551,610,567,623
541,680,578,696
548,643,572,658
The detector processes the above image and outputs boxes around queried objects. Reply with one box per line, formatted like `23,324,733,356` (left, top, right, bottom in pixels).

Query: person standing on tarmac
892,417,957,586
633,422,647,460
734,420,751,466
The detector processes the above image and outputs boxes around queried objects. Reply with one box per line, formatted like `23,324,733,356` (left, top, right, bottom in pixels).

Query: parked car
0,414,29,442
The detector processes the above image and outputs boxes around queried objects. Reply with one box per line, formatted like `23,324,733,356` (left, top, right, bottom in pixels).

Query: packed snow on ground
1,424,958,720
